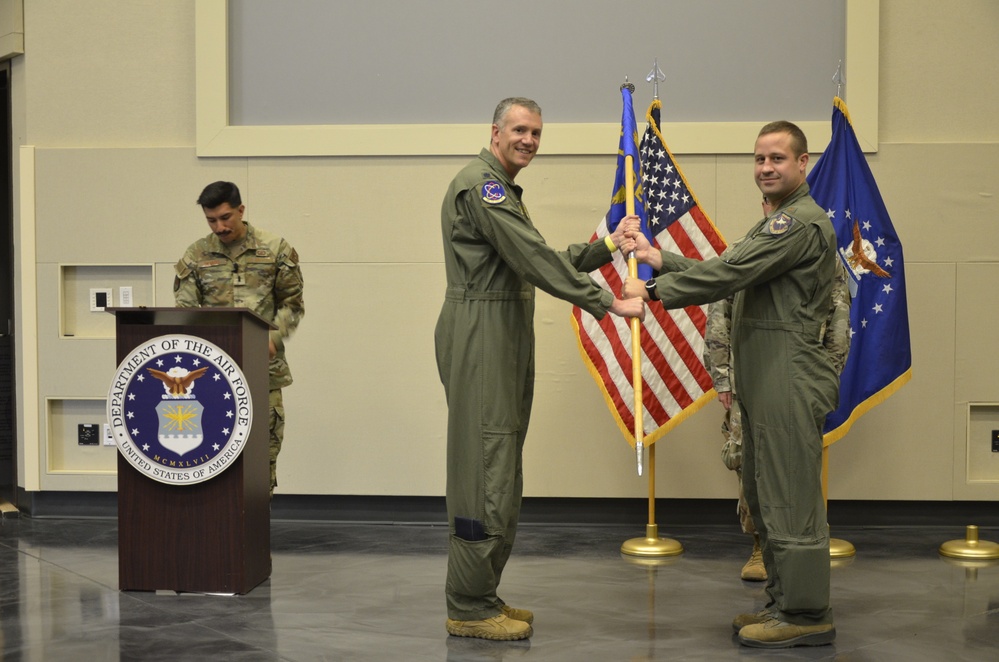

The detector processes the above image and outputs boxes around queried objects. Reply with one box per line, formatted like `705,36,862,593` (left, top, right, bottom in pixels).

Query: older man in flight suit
435,97,645,641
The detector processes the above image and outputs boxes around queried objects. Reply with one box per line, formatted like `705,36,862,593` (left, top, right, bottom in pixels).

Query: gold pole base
830,537,856,559
939,525,999,560
620,524,684,558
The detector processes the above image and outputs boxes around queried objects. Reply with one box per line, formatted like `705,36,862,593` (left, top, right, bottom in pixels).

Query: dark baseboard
13,489,999,528
15,487,118,518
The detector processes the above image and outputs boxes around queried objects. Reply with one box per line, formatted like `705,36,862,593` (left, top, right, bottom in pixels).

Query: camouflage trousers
720,403,757,536
269,389,284,497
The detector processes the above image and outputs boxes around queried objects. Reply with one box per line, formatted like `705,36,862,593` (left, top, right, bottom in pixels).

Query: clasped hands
613,215,661,306
608,216,647,320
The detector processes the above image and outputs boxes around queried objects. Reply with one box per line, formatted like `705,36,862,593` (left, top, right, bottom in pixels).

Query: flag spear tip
646,58,665,100
832,60,845,99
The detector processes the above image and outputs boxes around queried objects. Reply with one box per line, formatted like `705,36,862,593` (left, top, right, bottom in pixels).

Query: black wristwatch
645,278,660,302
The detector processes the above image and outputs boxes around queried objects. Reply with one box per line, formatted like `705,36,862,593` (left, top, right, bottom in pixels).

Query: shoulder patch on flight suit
481,180,507,204
765,212,795,236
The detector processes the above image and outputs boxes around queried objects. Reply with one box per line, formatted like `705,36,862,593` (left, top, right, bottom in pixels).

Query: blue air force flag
606,85,653,280
807,97,912,444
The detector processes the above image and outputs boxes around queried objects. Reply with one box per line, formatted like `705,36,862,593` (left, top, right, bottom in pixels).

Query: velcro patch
766,212,794,236
481,181,507,205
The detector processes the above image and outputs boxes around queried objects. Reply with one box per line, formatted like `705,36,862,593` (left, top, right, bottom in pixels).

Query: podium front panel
112,309,271,594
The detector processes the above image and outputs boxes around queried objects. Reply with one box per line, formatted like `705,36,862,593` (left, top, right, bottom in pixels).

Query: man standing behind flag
624,121,839,648
435,97,645,641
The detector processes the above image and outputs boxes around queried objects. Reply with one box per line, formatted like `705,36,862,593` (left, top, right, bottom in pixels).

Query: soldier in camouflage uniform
705,235,852,583
174,181,305,498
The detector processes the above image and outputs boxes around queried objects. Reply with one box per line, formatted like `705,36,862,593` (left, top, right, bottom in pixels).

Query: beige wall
10,1,999,500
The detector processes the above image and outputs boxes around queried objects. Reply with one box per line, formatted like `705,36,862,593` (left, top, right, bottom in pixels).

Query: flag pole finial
621,77,635,94
646,59,666,100
832,60,845,99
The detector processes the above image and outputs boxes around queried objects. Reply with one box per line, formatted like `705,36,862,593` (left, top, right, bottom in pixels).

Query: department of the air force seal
106,334,252,486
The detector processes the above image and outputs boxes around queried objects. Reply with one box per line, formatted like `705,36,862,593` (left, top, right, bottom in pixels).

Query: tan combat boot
738,617,835,648
731,607,773,632
500,604,534,624
446,614,533,641
741,538,767,581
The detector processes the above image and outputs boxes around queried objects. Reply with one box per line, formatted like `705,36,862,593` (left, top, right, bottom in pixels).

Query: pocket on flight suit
767,533,830,613
751,421,792,511
447,533,503,600
481,430,518,533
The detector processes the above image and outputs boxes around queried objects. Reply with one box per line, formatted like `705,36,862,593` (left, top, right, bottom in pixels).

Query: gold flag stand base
621,524,684,558
939,525,999,560
830,537,855,558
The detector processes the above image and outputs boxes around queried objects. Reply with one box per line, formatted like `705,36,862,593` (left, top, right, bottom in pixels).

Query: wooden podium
110,307,273,594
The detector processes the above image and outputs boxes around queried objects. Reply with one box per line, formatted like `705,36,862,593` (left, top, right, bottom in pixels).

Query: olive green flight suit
705,246,851,536
653,183,838,626
435,148,615,620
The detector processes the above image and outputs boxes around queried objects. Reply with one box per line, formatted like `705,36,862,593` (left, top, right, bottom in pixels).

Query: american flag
572,98,727,446
807,97,912,444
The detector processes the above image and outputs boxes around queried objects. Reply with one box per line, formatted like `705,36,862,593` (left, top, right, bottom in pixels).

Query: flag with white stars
807,96,912,443
572,97,727,447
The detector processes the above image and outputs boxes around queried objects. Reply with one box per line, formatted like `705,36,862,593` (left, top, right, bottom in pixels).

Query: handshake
608,215,664,318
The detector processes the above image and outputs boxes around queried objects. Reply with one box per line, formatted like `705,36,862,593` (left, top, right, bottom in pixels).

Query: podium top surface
106,307,277,330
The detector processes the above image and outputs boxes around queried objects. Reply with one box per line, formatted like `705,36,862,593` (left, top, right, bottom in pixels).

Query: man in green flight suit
174,181,305,499
624,121,841,649
435,97,646,641
705,234,851,584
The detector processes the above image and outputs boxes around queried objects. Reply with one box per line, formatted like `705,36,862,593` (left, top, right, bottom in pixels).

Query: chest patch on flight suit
766,212,794,236
481,181,507,204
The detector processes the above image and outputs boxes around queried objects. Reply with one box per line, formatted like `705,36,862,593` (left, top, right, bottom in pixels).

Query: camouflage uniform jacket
174,222,305,389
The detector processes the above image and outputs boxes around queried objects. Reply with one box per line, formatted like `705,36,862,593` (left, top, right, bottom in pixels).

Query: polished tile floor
1,515,998,661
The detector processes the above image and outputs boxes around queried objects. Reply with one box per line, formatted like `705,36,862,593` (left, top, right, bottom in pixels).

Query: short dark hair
758,121,808,156
196,181,241,209
492,97,542,128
